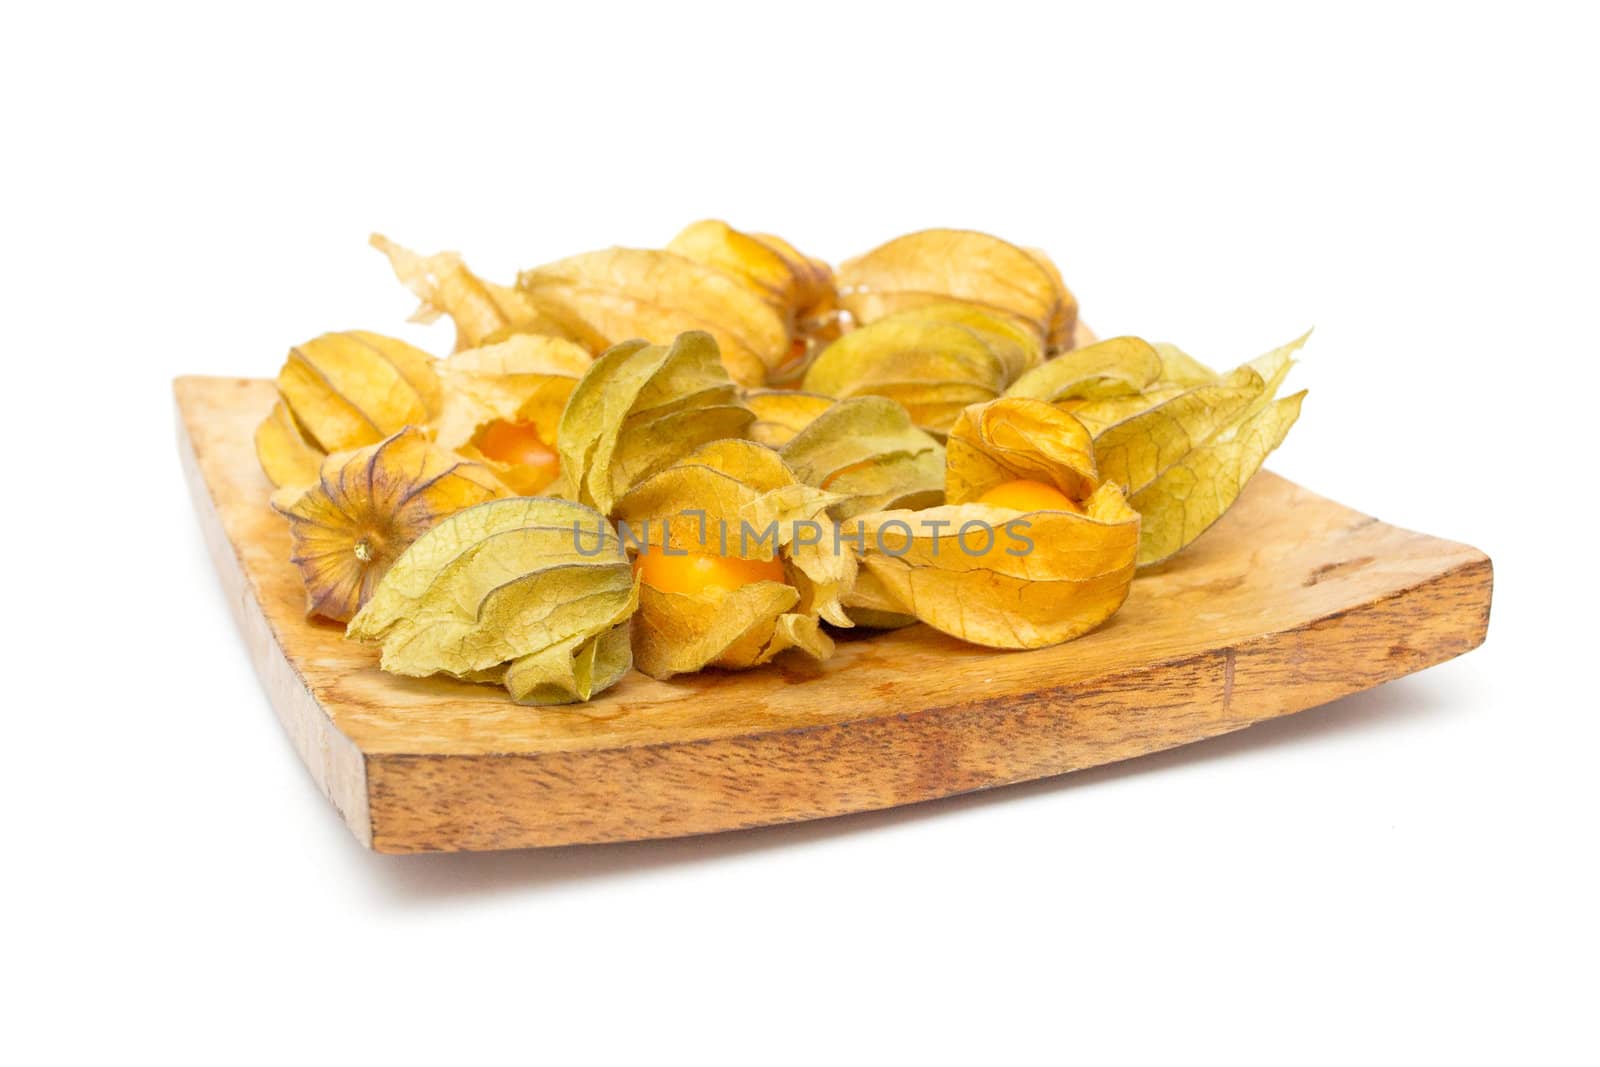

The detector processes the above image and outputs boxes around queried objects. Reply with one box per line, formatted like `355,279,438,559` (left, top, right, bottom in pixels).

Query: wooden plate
177,376,1492,853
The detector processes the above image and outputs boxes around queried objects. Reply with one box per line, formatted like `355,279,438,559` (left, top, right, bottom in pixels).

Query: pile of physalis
256,222,1307,707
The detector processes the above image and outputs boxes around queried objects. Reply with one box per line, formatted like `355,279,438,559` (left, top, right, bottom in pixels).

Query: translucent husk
371,234,575,352
1081,333,1310,565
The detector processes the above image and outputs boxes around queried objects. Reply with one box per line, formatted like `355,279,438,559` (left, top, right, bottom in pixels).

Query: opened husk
432,333,593,495
855,484,1139,649
945,397,1100,505
851,397,1138,649
614,439,853,679
256,225,1317,704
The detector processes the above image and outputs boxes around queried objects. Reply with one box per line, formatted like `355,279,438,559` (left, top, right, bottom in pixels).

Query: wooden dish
177,376,1492,853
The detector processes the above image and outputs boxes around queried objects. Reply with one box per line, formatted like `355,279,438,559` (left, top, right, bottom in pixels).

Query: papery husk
751,231,841,350
1005,336,1163,404
254,401,324,490
632,583,824,679
944,398,1099,505
666,220,839,354
268,330,442,464
1092,368,1273,494
839,565,919,631
1023,246,1081,352
744,390,836,447
1086,332,1309,566
516,247,791,386
839,394,1136,648
863,381,998,436
853,482,1139,649
779,396,945,519
348,496,637,706
1152,342,1219,387
802,313,1013,433
1131,392,1306,567
556,331,755,515
431,333,594,495
896,301,1045,380
613,439,853,679
272,427,508,623
370,234,574,352
836,229,1075,350
504,621,634,705
1066,386,1191,437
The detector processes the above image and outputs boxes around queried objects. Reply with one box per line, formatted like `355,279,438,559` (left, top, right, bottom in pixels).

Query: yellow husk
1005,336,1163,404
871,301,1045,381
849,395,1138,648
254,401,324,490
854,483,1139,649
613,439,852,679
517,247,791,386
272,427,508,623
1085,332,1310,565
431,333,594,495
743,390,837,447
836,228,1075,350
347,496,637,706
1022,246,1081,352
779,396,945,518
1132,392,1306,567
259,224,1320,699
370,234,573,352
269,330,442,458
666,220,839,350
1152,342,1219,387
945,397,1099,504
802,312,1014,433
555,331,755,515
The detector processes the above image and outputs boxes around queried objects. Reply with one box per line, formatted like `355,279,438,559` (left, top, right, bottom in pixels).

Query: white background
4,1,1596,1063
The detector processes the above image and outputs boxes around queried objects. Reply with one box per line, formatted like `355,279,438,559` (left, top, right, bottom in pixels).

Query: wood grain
176,376,1493,853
